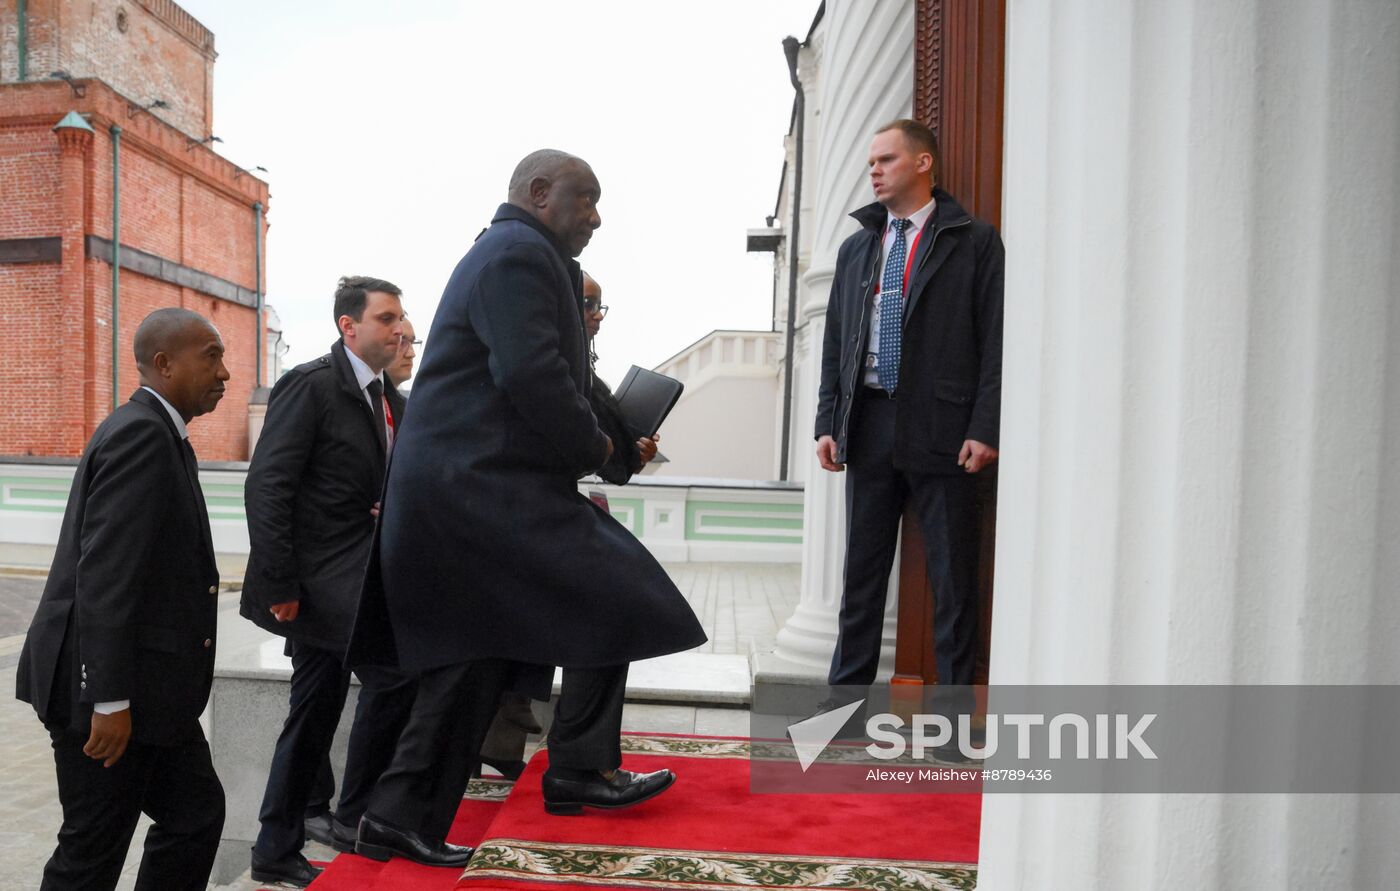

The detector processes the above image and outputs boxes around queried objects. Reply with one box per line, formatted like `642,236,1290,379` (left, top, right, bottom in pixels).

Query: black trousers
367,659,511,839
548,664,628,772
829,393,980,692
367,660,628,841
336,664,416,827
42,728,224,891
254,641,413,859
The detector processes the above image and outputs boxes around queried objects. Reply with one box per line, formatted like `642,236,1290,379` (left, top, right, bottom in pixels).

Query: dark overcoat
240,340,405,655
349,203,706,673
815,188,1005,472
15,389,220,745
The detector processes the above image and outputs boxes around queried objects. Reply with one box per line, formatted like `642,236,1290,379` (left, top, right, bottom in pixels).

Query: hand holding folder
611,366,684,438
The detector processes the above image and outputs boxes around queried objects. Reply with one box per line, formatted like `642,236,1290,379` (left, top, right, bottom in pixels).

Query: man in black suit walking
815,119,1004,719
347,150,706,868
240,276,409,887
16,308,229,891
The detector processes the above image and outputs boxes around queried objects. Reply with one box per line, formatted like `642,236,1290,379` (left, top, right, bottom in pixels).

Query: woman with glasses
581,271,658,484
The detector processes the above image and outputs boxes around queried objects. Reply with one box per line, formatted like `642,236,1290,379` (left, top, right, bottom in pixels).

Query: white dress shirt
864,197,936,388
344,346,393,448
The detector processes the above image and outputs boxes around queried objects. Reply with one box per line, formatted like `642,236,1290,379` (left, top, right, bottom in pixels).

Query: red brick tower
0,0,270,460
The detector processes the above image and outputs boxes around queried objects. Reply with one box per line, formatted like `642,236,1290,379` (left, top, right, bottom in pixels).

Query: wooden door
892,0,1006,693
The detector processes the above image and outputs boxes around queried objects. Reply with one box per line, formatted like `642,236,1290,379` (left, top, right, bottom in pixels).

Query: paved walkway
0,564,797,889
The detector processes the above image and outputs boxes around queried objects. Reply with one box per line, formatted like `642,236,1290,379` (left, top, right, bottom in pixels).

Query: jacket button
80,682,86,690
203,639,212,648
208,585,217,594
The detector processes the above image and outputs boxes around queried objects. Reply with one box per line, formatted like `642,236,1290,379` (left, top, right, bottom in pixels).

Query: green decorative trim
0,477,70,513
0,474,248,519
687,500,804,515
462,839,976,890
685,500,804,544
9,487,68,500
701,514,802,530
606,496,645,536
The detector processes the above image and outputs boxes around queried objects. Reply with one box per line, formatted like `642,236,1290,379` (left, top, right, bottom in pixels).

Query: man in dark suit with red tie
815,120,1004,725
16,308,230,891
240,276,409,887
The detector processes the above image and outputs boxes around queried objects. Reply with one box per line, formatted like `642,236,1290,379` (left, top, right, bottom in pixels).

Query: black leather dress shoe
330,817,358,854
541,767,676,816
250,850,323,888
355,813,474,867
303,811,335,847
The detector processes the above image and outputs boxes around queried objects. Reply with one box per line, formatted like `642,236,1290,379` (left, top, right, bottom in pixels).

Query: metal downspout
254,202,264,387
110,125,121,409
17,0,27,81
778,36,805,482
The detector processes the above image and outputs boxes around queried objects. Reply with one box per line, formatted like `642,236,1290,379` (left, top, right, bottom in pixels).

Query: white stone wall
980,0,1400,887
651,331,782,481
772,0,915,673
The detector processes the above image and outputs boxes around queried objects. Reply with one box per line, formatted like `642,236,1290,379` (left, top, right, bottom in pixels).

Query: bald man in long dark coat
347,150,705,868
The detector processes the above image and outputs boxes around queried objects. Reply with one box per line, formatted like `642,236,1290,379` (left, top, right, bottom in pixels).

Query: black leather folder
612,366,684,438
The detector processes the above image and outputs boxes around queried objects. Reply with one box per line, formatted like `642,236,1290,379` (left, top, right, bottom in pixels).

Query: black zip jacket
815,188,1004,473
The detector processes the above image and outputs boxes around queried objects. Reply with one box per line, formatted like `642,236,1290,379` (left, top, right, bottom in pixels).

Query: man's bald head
507,149,583,204
134,308,216,371
506,149,602,257
133,308,229,421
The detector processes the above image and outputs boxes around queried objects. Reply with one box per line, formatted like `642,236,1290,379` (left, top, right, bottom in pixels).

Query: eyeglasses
584,302,609,318
399,336,422,348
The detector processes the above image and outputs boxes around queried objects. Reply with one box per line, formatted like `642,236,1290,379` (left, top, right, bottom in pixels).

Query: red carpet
459,734,979,889
302,735,980,890
304,778,509,890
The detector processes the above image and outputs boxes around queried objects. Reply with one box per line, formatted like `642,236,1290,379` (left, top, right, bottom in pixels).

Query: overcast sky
177,0,818,385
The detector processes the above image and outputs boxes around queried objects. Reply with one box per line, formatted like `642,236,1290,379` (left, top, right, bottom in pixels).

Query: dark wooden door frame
893,0,1006,690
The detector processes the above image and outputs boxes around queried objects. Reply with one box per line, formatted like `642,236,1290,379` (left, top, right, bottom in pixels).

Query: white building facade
761,0,1400,886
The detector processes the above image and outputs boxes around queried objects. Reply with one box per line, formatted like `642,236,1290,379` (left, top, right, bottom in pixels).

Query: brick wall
0,127,61,238
0,78,269,462
4,0,215,139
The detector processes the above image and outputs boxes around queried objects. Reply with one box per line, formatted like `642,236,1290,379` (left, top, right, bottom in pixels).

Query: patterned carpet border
464,777,514,801
619,733,918,767
459,838,977,890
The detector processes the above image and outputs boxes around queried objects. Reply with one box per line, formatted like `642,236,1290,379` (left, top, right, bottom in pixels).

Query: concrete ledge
208,673,360,885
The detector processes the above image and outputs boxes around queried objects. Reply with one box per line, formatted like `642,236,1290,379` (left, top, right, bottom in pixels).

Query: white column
769,0,916,674
980,1,1400,887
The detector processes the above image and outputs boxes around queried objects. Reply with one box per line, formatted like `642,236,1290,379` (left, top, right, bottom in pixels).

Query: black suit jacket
349,203,705,673
15,389,220,745
816,188,1004,472
240,340,405,655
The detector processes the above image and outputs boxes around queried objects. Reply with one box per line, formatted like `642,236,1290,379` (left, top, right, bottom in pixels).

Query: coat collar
129,387,185,442
850,187,972,234
330,339,372,405
492,202,579,268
